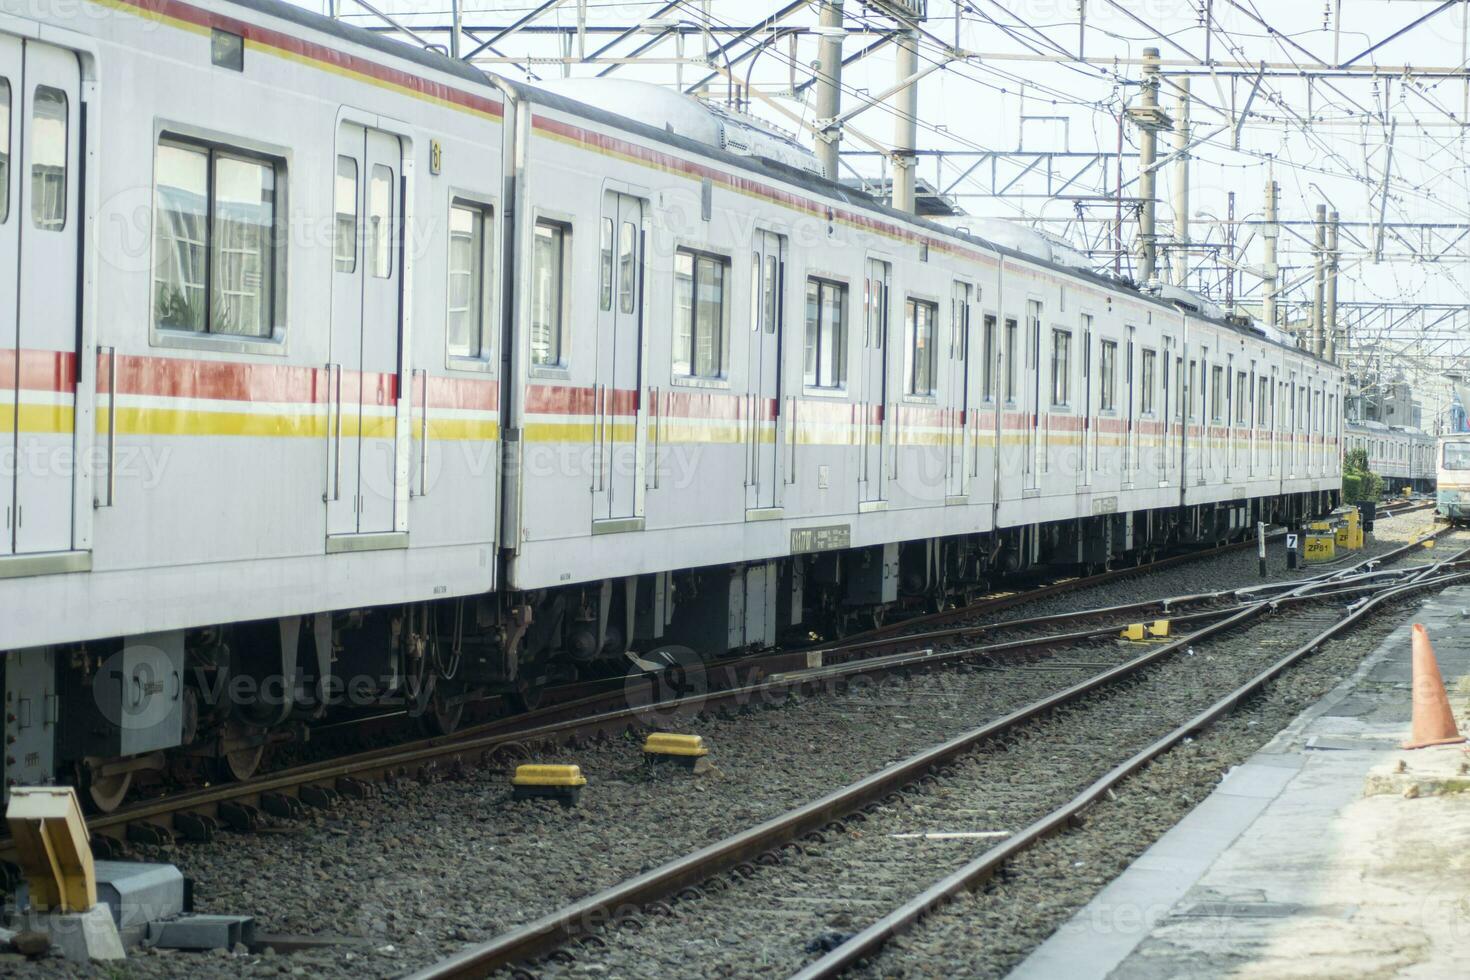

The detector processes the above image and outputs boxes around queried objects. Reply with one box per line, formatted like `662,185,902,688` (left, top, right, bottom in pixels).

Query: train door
1124,327,1136,481
1023,300,1041,490
1161,337,1175,484
747,231,783,512
946,282,971,498
1077,315,1092,490
328,123,405,540
4,40,80,555
859,258,890,504
594,191,645,523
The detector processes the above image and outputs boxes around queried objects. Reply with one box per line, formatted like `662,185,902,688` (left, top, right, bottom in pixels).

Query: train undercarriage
3,490,1338,812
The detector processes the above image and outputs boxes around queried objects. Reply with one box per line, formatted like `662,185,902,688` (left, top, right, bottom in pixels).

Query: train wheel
220,744,264,783
506,673,544,714
77,764,133,814
421,693,464,736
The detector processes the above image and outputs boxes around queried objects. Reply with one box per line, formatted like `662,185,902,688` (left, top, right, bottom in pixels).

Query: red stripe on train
117,0,504,119
0,349,77,393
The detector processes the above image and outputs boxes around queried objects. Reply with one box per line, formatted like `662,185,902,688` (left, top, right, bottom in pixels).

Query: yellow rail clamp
5,786,96,912
644,733,713,772
1120,623,1146,641
511,764,587,806
1424,539,1437,549
1148,620,1171,638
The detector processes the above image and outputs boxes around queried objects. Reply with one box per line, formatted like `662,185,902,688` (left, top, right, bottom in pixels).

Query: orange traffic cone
1402,623,1466,750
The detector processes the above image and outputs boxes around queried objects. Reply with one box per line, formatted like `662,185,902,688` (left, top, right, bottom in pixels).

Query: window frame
671,245,731,385
1210,364,1224,422
904,295,940,398
148,125,289,355
981,313,997,402
528,215,571,374
1049,328,1072,408
444,193,497,370
803,274,849,392
1003,317,1019,404
1140,348,1157,415
1099,339,1118,413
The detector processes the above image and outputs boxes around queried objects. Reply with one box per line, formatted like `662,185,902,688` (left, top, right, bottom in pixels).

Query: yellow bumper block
1121,620,1170,642
644,733,714,772
511,764,586,805
644,733,709,757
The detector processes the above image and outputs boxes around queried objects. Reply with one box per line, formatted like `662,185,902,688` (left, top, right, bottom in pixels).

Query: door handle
96,346,116,508
325,363,342,502
593,384,604,492
413,368,429,497
649,386,660,491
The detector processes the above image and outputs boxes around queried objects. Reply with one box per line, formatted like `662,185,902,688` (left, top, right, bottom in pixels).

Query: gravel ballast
524,536,1456,980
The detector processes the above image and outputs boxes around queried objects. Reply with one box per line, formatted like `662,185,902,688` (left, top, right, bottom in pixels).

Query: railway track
4,510,1434,862
402,526,1464,979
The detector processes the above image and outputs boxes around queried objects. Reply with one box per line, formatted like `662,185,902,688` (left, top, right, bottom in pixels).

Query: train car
1345,420,1434,493
1436,435,1470,522
0,0,1344,809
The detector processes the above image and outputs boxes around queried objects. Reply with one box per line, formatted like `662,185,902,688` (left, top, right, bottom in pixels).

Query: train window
981,315,996,400
1004,318,1018,402
673,248,727,379
334,157,356,273
1100,340,1117,411
1049,329,1071,407
619,221,636,315
531,221,567,367
1210,365,1223,421
599,218,614,311
803,277,847,389
952,285,971,360
30,86,65,231
1444,443,1470,470
154,143,209,332
368,164,393,279
0,80,9,223
447,202,491,359
1258,377,1269,425
1235,372,1248,424
905,298,938,396
1141,349,1156,414
212,155,276,335
153,138,280,338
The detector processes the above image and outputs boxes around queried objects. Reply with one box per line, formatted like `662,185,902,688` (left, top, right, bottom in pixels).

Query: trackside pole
1258,521,1267,578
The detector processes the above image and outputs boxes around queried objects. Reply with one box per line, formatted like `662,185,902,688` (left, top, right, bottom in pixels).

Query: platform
1010,585,1470,980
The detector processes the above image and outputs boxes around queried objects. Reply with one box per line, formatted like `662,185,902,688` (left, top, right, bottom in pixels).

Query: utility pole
813,0,844,180
1263,170,1279,331
1171,76,1191,287
891,28,920,213
1127,47,1170,287
1225,190,1237,310
1325,210,1340,362
1312,204,1327,357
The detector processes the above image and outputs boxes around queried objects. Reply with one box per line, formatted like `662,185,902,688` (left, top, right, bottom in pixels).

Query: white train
1436,434,1470,522
0,0,1343,808
1344,420,1435,492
